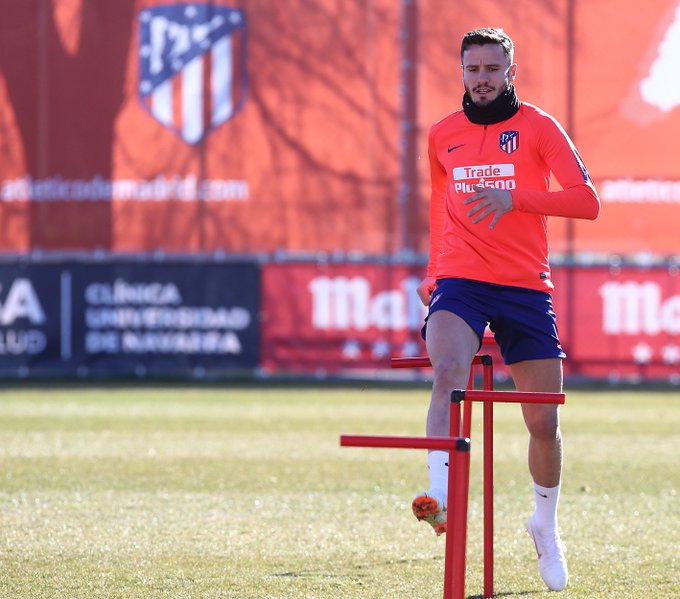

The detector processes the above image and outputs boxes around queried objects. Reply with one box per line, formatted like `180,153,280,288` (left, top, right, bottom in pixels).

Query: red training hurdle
340,354,565,599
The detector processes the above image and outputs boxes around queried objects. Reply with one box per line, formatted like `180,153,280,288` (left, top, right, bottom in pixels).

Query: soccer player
412,28,599,592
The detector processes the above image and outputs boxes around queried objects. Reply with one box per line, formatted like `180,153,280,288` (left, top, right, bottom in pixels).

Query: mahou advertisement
261,263,680,383
260,263,428,374
553,266,680,381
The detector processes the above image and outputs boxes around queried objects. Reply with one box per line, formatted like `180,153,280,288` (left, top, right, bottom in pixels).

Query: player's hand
416,276,437,306
463,184,513,229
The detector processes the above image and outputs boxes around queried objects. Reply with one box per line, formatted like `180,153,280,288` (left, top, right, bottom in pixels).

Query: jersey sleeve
426,126,448,277
512,114,600,220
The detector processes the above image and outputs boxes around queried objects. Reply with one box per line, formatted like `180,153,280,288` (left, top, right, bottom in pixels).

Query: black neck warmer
462,85,520,125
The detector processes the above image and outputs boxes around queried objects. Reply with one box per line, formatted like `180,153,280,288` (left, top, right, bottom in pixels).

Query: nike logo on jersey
447,144,464,152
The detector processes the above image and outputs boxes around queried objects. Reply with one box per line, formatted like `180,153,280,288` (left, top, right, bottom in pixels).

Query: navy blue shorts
421,278,566,365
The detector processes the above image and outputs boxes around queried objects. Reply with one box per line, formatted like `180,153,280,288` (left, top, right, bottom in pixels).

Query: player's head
460,28,517,106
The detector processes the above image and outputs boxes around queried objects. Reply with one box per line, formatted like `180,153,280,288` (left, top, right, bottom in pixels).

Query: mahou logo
599,280,680,334
308,276,426,331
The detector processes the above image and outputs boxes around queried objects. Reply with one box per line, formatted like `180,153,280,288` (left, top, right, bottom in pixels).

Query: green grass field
0,384,678,598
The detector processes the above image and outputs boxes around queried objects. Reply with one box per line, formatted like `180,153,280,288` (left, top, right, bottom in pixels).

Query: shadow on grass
274,557,541,599
273,569,540,599
467,592,539,598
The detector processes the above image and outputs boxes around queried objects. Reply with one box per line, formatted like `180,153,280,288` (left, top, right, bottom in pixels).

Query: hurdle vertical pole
460,354,494,599
481,354,494,599
443,384,461,599
444,390,472,599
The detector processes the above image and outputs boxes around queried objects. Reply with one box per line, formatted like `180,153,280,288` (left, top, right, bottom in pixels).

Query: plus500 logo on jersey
452,163,516,193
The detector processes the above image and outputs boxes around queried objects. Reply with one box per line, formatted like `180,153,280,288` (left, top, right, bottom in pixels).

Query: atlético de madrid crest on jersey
138,4,247,145
499,130,519,154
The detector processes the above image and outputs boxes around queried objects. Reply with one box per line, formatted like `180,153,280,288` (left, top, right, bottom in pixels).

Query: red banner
418,0,680,256
0,0,679,256
0,0,402,254
262,263,680,383
261,263,428,374
553,266,680,381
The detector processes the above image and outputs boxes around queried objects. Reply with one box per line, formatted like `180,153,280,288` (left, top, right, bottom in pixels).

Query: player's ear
509,63,517,83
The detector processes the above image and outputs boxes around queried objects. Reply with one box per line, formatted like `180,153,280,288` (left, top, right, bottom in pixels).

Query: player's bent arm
512,109,601,220
512,184,600,220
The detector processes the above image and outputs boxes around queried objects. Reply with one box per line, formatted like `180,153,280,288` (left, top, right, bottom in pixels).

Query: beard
465,80,510,107
462,82,520,125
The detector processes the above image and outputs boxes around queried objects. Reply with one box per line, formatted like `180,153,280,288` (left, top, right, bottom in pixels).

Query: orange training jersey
426,102,600,291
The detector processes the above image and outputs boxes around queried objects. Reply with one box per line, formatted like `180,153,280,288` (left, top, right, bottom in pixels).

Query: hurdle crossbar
391,355,486,369
452,389,565,405
390,346,492,369
340,435,465,451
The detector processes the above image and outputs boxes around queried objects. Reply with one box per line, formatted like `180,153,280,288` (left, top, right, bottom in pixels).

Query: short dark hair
460,28,514,63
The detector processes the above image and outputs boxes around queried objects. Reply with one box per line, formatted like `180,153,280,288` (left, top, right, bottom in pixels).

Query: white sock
427,450,449,503
532,482,560,531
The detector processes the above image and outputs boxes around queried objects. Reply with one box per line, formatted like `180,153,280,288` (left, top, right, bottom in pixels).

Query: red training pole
481,356,494,599
390,356,432,368
463,389,565,405
446,391,473,599
444,393,460,599
452,438,471,599
389,355,487,369
340,435,459,451
444,435,471,599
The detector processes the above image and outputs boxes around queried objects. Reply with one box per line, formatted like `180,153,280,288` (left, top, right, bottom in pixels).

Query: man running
412,27,599,592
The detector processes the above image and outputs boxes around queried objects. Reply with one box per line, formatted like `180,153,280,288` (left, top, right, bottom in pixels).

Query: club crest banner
138,3,247,144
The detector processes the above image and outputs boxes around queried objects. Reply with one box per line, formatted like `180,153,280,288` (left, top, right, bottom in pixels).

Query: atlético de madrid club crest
138,4,247,145
499,130,519,154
